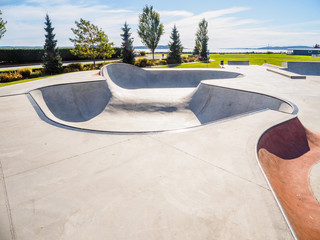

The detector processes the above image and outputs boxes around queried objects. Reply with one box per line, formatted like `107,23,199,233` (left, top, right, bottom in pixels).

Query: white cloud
0,3,319,48
159,10,193,18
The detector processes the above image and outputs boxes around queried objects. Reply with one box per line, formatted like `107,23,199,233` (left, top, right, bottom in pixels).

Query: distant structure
287,48,320,56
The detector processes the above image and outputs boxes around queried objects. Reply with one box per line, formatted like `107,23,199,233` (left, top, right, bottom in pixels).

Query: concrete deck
0,65,320,240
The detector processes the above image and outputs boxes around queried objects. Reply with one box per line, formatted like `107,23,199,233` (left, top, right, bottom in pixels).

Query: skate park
0,62,320,239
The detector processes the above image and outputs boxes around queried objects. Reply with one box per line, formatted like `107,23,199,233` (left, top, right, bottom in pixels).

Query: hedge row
0,47,121,64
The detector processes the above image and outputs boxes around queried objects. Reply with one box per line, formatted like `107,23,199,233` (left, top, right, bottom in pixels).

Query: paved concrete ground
0,65,319,240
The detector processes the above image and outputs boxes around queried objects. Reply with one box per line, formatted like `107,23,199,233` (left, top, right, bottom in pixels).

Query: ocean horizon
0,46,289,54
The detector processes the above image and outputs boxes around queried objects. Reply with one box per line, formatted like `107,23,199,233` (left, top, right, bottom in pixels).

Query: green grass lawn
156,61,221,68
210,53,320,66
0,74,66,87
156,53,320,68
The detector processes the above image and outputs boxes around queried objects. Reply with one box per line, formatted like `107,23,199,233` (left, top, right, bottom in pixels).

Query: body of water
135,47,287,54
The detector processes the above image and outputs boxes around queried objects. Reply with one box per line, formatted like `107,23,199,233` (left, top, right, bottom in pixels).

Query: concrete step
267,67,306,79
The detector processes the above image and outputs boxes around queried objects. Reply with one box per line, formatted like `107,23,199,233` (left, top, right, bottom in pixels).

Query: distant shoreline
0,45,314,54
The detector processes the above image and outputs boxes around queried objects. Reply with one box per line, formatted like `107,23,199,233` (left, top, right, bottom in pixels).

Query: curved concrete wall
32,81,111,122
102,63,243,89
257,118,320,239
189,83,294,124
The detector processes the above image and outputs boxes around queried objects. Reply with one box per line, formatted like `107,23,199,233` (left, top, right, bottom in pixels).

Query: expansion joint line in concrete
0,93,25,98
148,136,270,191
0,160,16,240
5,138,133,179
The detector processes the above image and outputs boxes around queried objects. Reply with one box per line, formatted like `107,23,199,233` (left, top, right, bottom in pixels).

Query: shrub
158,60,167,65
67,63,84,71
0,72,23,82
134,58,156,67
63,63,84,73
30,71,43,78
140,51,146,56
18,68,32,78
83,65,96,71
182,56,188,63
146,59,156,66
135,58,147,67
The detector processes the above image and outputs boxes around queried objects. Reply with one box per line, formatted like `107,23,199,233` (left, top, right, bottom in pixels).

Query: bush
63,63,84,73
134,58,157,67
135,58,147,67
0,72,23,82
30,70,43,78
146,59,156,66
158,60,167,65
182,56,188,63
18,68,32,78
67,63,83,71
83,64,99,71
140,51,146,56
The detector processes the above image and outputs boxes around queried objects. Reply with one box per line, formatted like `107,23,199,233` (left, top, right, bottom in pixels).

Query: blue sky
0,0,319,49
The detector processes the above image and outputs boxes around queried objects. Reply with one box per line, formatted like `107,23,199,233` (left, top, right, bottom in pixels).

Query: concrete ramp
29,63,295,133
103,63,242,89
31,81,111,122
190,82,293,124
282,61,320,76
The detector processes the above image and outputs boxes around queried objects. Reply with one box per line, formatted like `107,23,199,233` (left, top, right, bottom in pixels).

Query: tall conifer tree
167,25,183,64
42,14,63,74
121,22,135,64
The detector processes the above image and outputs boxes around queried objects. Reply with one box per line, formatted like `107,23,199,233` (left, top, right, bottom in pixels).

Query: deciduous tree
138,5,164,60
70,18,114,66
42,14,63,74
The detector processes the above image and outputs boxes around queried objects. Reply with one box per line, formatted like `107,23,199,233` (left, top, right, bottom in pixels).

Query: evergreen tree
194,19,209,60
0,10,7,40
121,22,135,64
192,40,200,56
42,14,63,74
167,25,183,64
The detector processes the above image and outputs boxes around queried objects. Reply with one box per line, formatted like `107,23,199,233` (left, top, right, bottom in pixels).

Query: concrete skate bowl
257,118,320,240
29,63,295,133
